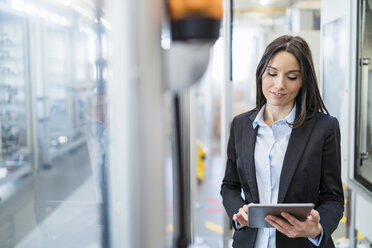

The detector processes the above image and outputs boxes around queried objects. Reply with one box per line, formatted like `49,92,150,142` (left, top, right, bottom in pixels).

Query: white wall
322,0,372,243
356,194,372,242
321,0,352,184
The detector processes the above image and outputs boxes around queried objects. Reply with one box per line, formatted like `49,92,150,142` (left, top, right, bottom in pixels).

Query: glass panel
0,8,31,183
322,18,346,124
356,0,372,190
232,26,263,114
0,1,109,247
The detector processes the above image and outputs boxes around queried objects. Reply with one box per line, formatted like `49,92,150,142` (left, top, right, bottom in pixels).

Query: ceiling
233,0,320,21
233,0,296,11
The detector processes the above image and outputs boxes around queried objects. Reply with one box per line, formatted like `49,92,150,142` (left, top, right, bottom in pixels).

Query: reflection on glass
0,1,109,247
322,17,346,123
232,26,263,115
164,93,174,248
356,0,372,190
0,9,30,179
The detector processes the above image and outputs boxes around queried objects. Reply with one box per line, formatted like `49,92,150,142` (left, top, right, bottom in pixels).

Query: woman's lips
270,91,286,98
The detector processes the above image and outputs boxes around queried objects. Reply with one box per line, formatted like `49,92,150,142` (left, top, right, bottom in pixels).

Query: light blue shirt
251,104,322,248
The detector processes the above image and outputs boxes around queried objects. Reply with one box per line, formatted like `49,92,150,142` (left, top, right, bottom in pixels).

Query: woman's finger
239,207,248,220
309,209,320,222
236,214,248,226
266,216,293,238
281,212,301,227
233,214,237,221
234,208,248,226
266,215,293,231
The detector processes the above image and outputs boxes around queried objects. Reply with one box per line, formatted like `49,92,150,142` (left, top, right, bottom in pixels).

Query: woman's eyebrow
268,66,300,73
287,69,301,73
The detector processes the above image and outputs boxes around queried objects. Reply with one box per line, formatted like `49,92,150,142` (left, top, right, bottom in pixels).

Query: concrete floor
0,144,103,248
1,142,371,248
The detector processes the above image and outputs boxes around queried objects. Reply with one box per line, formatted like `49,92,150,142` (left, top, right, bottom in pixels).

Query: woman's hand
233,204,249,226
265,209,322,238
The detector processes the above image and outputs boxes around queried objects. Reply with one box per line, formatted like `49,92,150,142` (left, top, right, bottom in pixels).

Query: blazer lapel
242,114,260,203
277,114,318,203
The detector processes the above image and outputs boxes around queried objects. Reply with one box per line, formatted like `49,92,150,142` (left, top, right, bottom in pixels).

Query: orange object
169,0,223,21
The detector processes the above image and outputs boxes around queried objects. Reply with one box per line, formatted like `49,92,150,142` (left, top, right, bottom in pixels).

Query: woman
220,35,344,248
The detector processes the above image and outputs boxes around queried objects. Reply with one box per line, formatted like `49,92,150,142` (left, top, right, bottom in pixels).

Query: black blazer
221,110,344,248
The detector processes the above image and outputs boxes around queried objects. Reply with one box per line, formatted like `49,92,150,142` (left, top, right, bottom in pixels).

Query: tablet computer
247,203,314,228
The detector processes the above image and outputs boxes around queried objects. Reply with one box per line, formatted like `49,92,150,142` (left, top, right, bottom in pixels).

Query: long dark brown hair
255,35,328,128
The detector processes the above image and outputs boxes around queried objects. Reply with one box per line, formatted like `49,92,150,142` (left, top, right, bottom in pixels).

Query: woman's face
262,51,302,111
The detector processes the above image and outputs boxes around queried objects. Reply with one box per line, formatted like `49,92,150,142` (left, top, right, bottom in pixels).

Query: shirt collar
252,103,297,128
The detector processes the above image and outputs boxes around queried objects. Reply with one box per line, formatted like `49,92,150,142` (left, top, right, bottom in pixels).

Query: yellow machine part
196,142,207,182
169,0,223,21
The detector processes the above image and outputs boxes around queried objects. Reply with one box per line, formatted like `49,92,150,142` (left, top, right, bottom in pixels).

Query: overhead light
100,17,112,30
58,136,68,144
12,0,70,26
260,0,271,6
0,168,7,179
57,0,71,6
12,0,24,11
24,3,38,16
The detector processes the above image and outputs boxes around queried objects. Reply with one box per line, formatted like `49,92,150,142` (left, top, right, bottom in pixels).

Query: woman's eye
288,76,297,80
268,71,276,76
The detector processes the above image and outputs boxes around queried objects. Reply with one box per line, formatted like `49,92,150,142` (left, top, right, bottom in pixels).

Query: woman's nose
274,75,285,88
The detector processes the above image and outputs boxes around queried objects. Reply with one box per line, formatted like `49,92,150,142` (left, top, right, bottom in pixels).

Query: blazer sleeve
220,118,246,228
317,117,344,247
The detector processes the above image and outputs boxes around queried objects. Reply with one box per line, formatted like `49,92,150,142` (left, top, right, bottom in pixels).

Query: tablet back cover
247,203,314,228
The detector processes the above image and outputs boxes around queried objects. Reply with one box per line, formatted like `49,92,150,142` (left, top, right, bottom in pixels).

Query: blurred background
0,0,371,247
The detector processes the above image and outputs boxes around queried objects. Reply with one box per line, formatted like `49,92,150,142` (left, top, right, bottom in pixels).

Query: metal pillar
222,0,234,246
106,0,165,247
165,40,218,248
172,90,192,248
347,188,357,248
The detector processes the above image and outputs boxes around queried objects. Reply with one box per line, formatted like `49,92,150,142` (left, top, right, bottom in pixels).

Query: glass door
0,1,109,247
0,8,31,183
356,0,372,191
